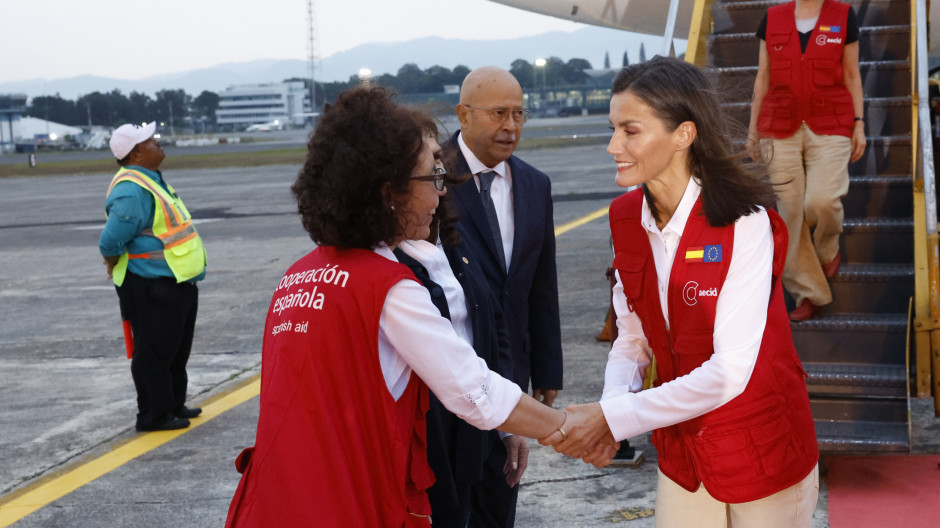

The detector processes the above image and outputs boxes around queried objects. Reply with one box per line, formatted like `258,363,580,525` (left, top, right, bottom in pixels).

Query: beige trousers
653,465,819,528
764,124,851,306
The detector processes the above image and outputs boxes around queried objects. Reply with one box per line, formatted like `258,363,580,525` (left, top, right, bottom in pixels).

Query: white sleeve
379,279,522,430
601,270,652,401
599,211,773,441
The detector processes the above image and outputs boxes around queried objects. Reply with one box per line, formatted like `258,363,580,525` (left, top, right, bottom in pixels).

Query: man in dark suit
443,65,563,528
394,231,516,527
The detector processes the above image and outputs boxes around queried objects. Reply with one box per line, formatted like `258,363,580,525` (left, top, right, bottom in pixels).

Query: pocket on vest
812,59,837,86
652,427,695,477
769,59,791,87
811,91,854,128
692,394,798,485
168,237,201,257
167,237,206,281
765,92,796,132
613,252,646,301
672,332,713,376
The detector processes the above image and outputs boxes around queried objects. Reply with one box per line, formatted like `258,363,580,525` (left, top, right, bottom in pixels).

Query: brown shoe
822,253,842,279
789,299,820,322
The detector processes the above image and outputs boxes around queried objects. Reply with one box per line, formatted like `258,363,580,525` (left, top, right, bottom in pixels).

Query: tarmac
0,120,937,527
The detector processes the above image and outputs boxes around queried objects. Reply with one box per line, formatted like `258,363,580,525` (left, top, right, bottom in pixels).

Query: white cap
109,122,156,159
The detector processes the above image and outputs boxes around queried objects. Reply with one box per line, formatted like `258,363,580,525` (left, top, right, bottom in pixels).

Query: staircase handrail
685,0,715,66
663,0,682,57
913,0,940,415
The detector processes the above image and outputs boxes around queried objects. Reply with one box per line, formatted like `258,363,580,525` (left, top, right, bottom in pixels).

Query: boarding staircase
705,0,914,452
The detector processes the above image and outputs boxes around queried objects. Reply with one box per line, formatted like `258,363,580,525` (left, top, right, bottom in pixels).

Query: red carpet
827,455,940,528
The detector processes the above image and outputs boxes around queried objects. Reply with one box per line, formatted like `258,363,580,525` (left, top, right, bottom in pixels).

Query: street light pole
534,58,547,90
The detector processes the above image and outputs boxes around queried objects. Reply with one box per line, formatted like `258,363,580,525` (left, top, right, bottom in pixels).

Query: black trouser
116,271,198,427
430,433,518,528
469,437,519,528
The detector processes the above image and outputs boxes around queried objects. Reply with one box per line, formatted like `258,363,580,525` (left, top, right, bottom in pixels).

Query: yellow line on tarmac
555,206,609,236
0,376,261,527
0,205,610,526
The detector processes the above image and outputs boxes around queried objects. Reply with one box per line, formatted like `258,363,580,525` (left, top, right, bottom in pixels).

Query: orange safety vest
106,168,206,286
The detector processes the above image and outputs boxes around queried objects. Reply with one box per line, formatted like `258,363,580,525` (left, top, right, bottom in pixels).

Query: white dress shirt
398,239,473,346
599,178,773,442
458,132,514,271
374,245,522,431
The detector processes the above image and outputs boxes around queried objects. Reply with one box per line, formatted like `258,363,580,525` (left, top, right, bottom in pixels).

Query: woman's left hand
850,122,867,163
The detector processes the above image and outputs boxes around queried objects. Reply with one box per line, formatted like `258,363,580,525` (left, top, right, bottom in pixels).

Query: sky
0,0,589,84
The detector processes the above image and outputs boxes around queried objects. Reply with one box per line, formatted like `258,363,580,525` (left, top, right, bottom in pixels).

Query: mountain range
1,26,682,101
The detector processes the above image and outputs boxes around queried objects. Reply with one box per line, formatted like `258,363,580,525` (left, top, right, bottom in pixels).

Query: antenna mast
306,0,318,113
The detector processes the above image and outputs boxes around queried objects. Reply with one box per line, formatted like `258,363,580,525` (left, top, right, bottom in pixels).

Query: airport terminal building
216,82,311,131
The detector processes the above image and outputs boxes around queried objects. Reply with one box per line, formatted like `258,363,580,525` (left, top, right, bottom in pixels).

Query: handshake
538,402,620,468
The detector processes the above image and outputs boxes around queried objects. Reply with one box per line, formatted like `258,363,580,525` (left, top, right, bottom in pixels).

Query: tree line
28,89,221,132
27,54,639,131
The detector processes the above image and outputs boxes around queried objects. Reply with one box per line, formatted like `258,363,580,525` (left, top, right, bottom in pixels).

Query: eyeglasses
461,104,530,124
411,166,447,191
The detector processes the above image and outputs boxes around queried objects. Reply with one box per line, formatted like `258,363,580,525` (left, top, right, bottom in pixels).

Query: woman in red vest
540,57,820,527
747,0,867,321
224,86,568,528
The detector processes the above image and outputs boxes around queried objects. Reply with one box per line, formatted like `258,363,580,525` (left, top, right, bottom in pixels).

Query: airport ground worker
99,122,207,432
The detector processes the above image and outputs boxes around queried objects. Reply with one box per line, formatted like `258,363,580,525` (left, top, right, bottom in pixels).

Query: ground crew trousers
765,123,851,306
116,271,198,428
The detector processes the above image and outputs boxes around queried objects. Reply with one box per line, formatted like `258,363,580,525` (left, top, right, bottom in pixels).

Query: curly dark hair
292,86,431,248
612,56,775,226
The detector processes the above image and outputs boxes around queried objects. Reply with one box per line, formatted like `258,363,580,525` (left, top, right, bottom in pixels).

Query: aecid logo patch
816,25,843,46
816,34,843,46
683,281,718,306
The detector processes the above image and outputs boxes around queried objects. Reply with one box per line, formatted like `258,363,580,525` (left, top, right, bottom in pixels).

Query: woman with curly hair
224,86,566,528
542,57,819,527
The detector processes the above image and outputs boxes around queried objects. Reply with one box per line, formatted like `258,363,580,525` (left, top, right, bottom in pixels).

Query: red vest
758,0,855,139
225,247,435,527
609,190,818,503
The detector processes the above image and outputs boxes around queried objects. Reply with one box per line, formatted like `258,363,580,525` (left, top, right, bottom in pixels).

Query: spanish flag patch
685,244,722,263
819,25,841,33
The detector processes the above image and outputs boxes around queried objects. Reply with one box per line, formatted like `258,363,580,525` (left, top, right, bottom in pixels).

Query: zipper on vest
800,54,806,108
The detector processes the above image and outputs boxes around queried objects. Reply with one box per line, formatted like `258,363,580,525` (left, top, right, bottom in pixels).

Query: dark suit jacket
443,131,563,392
393,241,511,511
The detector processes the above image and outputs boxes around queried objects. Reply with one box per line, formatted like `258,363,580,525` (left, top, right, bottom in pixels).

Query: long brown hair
612,56,775,226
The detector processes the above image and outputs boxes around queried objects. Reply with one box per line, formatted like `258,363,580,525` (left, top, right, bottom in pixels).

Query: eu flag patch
819,25,841,33
685,245,722,263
